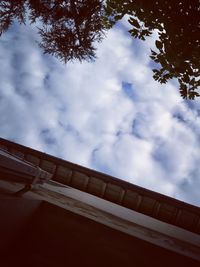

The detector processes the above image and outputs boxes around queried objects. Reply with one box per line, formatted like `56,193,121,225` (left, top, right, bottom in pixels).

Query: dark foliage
0,0,26,34
0,0,107,62
106,0,200,99
0,1,199,99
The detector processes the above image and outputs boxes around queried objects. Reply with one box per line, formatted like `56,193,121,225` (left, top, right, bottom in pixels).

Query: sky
0,17,200,207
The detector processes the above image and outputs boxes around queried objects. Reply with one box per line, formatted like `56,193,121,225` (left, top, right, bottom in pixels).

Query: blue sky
1,18,200,206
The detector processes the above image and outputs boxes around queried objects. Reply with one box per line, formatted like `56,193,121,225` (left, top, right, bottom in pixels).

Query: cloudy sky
0,17,200,207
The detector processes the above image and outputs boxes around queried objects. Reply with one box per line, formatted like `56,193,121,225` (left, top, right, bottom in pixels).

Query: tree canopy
0,0,199,99
0,0,108,62
106,0,200,99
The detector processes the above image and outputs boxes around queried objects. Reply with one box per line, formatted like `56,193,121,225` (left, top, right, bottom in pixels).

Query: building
0,137,200,266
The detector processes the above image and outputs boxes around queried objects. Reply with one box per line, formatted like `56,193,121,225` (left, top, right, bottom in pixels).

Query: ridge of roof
0,137,200,234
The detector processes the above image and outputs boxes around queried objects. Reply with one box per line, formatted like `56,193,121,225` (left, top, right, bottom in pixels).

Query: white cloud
0,21,200,206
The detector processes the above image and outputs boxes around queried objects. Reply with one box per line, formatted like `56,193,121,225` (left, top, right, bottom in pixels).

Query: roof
0,137,200,234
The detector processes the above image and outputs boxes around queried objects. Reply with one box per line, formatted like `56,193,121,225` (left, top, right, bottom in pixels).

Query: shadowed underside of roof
0,137,200,235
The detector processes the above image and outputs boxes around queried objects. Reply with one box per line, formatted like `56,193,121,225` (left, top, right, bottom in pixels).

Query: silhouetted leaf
180,86,188,99
128,17,140,28
182,74,190,83
155,40,163,50
188,91,200,100
114,14,123,20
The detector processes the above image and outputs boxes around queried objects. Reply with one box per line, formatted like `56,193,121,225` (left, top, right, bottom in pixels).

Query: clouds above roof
0,21,200,206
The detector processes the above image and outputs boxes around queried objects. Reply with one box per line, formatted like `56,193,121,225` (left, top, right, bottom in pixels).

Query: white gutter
0,149,52,184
